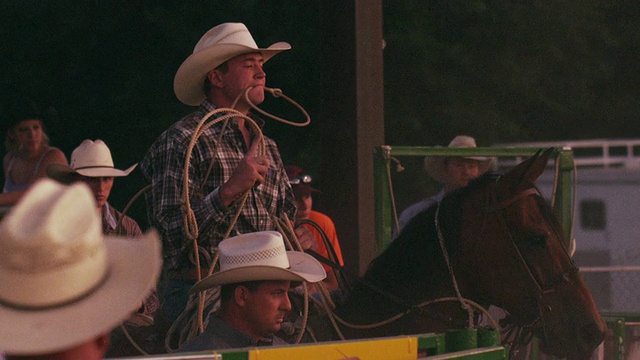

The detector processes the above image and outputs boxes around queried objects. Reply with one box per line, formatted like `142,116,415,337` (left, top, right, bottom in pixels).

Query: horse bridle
312,175,581,341
435,175,580,345
485,176,580,348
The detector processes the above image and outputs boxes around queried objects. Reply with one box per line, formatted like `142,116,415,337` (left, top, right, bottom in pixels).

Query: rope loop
268,87,283,97
316,296,499,334
166,86,313,350
113,85,313,354
244,86,311,127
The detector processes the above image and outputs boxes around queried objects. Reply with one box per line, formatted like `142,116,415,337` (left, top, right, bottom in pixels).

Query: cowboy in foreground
179,231,326,351
140,22,315,328
395,135,493,236
46,139,159,356
0,179,162,360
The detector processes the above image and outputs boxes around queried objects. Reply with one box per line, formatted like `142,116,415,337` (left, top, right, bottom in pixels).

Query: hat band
0,269,110,311
221,246,287,269
74,165,116,170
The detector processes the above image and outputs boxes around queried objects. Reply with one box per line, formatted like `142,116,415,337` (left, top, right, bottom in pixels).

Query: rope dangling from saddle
434,203,475,328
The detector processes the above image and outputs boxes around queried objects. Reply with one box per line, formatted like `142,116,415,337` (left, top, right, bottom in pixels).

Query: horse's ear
500,147,553,192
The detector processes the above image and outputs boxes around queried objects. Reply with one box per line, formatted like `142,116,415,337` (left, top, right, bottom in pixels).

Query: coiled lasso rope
164,86,312,352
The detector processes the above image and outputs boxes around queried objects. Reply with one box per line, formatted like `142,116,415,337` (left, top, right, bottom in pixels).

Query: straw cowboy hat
191,231,326,292
174,22,291,106
424,135,494,184
47,139,137,183
0,179,162,355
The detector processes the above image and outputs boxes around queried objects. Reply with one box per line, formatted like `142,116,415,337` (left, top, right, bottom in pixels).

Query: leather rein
435,176,579,340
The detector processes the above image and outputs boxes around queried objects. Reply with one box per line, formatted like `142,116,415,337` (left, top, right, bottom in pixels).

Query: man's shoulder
399,198,436,221
179,317,246,352
117,210,141,227
179,330,232,352
140,112,202,166
160,112,203,139
309,210,333,225
307,211,338,235
104,204,143,236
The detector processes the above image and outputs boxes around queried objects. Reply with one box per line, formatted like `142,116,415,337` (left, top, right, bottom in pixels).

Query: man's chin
247,87,265,103
272,323,282,334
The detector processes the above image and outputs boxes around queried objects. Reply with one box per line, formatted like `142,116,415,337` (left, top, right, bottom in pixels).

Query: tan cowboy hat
191,231,326,292
174,22,291,106
47,139,137,183
424,135,494,184
0,179,162,355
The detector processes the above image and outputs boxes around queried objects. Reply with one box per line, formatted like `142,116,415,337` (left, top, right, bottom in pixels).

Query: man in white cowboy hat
139,22,316,326
47,139,141,237
47,139,160,356
0,179,162,359
179,231,326,351
395,135,494,237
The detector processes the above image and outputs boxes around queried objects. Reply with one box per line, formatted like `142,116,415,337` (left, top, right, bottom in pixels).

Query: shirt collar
102,202,117,230
200,99,266,128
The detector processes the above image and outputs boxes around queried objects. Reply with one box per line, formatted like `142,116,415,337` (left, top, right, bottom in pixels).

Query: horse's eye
528,234,547,249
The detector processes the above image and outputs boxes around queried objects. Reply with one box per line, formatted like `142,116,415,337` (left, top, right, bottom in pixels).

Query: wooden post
318,0,384,275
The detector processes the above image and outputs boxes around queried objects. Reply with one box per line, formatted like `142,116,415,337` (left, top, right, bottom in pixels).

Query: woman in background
1,99,67,207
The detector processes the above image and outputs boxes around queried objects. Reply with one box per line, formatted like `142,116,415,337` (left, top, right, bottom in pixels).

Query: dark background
2,1,639,232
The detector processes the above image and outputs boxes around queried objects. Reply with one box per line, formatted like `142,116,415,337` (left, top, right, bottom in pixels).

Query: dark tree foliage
384,0,640,147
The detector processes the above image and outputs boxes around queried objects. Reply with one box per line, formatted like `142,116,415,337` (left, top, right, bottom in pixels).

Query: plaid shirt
140,100,296,272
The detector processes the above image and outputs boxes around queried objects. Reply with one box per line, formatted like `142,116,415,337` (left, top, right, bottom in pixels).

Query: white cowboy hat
47,139,137,183
191,231,326,292
174,22,291,106
424,135,494,184
0,179,162,355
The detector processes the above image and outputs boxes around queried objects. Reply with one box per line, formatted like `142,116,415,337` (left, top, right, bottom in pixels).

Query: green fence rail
599,312,640,360
373,145,575,254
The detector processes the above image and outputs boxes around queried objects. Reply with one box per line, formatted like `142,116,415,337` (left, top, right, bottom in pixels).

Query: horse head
448,148,606,359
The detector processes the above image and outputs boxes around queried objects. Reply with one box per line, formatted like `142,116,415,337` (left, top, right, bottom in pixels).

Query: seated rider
395,135,493,237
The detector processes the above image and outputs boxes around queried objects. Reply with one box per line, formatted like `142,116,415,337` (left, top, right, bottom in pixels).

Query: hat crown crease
0,182,103,271
71,140,115,169
198,28,257,52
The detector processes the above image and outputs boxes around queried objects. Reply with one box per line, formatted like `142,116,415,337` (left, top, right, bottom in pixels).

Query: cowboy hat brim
0,231,162,355
47,163,138,184
174,42,291,106
190,251,326,293
292,184,321,196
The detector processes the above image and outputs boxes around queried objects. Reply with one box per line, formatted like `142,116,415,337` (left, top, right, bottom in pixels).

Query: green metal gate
373,145,575,254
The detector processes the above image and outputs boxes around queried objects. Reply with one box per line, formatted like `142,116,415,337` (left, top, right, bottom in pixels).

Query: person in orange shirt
285,165,344,291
